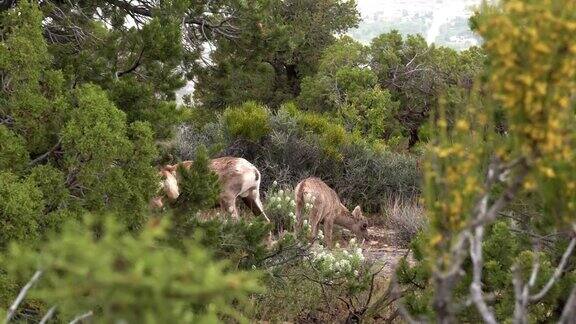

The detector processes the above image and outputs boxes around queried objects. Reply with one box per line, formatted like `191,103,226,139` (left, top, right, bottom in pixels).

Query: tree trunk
265,59,301,100
433,273,459,324
408,127,420,149
285,63,300,97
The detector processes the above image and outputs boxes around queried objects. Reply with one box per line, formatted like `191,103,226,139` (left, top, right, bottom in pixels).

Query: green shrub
28,165,68,213
288,105,351,160
172,146,221,214
223,101,270,141
0,172,43,249
0,126,29,174
252,235,376,322
252,266,325,322
107,78,185,140
1,216,261,323
175,120,227,160
166,146,222,245
178,102,421,212
184,217,272,270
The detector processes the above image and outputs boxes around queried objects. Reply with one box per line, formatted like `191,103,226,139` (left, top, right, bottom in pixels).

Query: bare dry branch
39,306,57,324
69,310,93,324
469,226,497,324
529,237,576,302
559,284,576,324
512,264,527,324
28,138,62,167
116,47,145,78
5,270,43,323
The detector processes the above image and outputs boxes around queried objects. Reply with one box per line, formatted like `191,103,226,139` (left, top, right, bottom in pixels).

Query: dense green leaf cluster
223,101,271,141
193,0,360,108
2,216,261,323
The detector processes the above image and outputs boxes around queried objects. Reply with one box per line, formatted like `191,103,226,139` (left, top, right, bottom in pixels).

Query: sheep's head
350,205,369,242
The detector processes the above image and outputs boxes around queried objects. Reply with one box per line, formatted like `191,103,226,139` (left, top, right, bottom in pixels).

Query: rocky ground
364,226,412,278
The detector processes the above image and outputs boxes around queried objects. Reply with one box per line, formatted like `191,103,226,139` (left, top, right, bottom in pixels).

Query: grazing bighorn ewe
295,177,369,248
151,157,269,223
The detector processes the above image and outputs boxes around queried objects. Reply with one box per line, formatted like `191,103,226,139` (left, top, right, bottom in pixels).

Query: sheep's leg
310,219,319,241
295,186,304,233
242,188,269,222
220,193,239,221
323,220,334,249
242,189,273,244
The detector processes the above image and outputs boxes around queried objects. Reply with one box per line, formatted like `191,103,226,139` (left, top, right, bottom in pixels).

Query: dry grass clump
381,197,427,247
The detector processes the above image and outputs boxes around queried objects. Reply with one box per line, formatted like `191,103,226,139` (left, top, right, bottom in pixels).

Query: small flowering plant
265,181,312,234
307,238,369,292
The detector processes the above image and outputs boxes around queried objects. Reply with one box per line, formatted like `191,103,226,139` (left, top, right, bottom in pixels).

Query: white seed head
272,180,278,187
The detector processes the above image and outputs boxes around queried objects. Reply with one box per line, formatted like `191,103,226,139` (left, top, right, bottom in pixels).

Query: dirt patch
364,226,412,278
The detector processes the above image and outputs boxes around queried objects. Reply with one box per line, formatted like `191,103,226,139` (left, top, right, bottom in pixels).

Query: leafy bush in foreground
398,0,576,322
2,216,260,323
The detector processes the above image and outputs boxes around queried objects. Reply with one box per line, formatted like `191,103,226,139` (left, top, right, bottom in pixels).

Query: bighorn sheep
152,157,269,222
295,177,368,247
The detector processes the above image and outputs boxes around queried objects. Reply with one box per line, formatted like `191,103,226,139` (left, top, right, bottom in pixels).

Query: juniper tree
193,0,361,109
0,0,159,247
297,36,401,144
369,31,484,148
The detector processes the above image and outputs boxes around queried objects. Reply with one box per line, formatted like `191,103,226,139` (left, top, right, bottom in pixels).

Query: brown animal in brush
151,157,269,222
294,177,369,247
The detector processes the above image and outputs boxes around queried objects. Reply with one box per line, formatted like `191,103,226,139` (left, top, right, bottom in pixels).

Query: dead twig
69,310,93,324
5,270,43,323
39,306,58,324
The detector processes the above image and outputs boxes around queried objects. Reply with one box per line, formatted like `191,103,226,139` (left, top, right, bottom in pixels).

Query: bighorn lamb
152,157,269,222
295,177,368,247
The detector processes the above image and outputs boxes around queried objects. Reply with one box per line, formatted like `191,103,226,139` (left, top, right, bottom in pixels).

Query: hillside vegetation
0,0,575,323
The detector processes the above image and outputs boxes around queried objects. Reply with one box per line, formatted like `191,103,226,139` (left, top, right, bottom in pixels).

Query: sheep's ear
352,205,362,218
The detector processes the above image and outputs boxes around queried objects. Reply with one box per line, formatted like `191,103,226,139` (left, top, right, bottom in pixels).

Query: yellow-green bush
280,103,352,159
223,101,271,141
